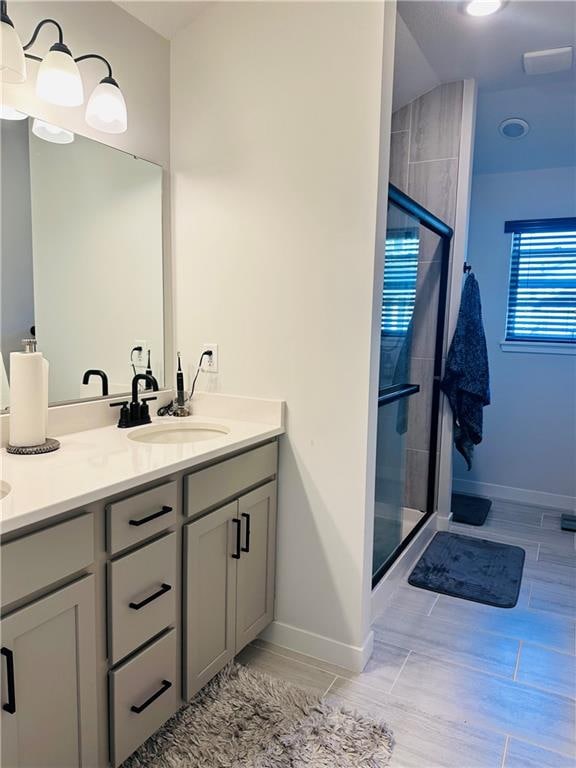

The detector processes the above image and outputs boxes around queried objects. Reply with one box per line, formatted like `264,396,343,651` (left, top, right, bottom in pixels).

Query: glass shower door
373,204,421,582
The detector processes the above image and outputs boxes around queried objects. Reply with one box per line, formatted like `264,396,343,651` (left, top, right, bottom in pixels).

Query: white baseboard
452,478,576,512
371,512,438,622
259,621,374,674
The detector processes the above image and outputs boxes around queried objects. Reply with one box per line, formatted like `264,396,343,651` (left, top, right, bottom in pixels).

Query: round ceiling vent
499,118,530,139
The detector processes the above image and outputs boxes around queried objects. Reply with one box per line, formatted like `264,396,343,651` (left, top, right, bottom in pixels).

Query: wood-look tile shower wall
389,81,464,510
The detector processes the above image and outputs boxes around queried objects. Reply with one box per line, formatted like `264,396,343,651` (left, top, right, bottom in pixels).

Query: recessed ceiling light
499,118,530,139
466,1,503,17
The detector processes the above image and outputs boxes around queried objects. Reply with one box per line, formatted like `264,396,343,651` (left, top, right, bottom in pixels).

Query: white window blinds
505,218,576,343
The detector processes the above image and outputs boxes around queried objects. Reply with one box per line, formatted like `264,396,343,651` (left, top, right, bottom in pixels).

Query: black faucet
110,373,159,428
82,369,109,396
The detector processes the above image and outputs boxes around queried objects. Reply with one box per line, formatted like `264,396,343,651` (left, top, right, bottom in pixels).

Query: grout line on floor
513,641,523,681
388,649,412,694
322,675,338,698
499,736,510,768
427,593,440,616
376,602,576,658
526,580,534,608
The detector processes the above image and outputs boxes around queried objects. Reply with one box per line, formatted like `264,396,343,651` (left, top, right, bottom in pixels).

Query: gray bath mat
451,492,492,526
123,662,394,767
408,531,525,608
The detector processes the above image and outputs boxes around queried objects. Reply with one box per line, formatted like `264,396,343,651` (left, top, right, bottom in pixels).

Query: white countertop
1,414,284,535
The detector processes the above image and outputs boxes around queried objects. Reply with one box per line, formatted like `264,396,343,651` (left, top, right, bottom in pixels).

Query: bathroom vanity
0,409,283,767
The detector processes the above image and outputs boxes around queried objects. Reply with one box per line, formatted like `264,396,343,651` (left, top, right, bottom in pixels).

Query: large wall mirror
1,117,165,409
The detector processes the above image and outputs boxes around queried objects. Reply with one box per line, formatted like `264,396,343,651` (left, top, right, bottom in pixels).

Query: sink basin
128,423,230,445
0,481,11,500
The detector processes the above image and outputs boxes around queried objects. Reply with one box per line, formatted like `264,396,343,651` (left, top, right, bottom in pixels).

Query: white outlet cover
201,344,218,373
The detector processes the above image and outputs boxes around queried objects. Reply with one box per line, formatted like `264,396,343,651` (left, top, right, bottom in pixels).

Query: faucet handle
142,396,157,403
110,400,130,428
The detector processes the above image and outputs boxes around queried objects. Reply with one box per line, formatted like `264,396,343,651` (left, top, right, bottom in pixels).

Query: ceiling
396,0,575,174
115,1,207,40
398,0,575,93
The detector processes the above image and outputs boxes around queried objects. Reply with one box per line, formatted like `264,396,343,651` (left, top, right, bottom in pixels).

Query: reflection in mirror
1,117,164,409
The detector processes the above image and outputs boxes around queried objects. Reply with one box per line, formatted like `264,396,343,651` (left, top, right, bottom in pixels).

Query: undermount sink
0,481,11,500
128,423,230,445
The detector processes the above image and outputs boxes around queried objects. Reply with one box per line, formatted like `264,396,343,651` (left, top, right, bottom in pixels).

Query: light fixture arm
75,53,113,81
22,18,64,50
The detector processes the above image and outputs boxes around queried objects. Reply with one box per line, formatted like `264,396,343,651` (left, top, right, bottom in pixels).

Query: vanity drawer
108,532,176,664
185,442,277,519
110,628,178,767
107,481,178,555
1,513,94,607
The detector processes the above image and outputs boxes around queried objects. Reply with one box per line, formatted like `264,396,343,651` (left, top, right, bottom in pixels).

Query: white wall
4,1,170,166
171,2,390,668
453,166,576,508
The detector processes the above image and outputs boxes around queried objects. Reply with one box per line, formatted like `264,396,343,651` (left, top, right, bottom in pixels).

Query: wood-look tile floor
237,499,576,768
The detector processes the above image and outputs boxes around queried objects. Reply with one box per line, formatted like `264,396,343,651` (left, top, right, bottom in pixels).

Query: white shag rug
123,662,394,767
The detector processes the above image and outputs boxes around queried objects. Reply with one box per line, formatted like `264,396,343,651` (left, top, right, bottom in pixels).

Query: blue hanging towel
441,273,490,470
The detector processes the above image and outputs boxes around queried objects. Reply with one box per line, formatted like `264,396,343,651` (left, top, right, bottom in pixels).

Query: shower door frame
372,184,454,588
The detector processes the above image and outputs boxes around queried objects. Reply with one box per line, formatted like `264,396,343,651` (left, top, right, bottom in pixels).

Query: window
381,229,419,335
504,218,576,345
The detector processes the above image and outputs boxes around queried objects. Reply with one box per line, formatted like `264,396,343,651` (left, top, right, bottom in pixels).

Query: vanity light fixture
32,117,74,144
0,0,26,83
465,0,503,16
80,55,127,134
0,1,128,134
0,103,27,120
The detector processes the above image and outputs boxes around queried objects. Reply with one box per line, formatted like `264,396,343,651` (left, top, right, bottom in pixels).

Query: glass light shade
0,19,26,83
85,78,127,134
32,118,74,144
466,0,502,16
0,103,27,120
36,47,84,107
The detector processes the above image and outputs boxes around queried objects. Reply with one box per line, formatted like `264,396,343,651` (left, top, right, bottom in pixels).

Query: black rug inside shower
408,532,525,608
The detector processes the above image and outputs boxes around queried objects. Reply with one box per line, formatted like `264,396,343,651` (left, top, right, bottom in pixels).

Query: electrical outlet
131,340,148,367
201,344,218,373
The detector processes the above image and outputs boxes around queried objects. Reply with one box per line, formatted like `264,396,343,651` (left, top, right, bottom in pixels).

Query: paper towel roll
9,351,49,447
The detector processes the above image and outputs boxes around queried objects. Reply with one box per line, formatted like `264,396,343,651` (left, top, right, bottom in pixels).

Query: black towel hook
463,262,472,274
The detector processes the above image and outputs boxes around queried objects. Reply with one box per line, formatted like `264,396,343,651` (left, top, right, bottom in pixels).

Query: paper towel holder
6,338,61,456
7,437,60,455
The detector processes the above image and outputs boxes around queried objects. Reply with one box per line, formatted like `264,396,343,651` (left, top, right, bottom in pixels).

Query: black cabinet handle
1,647,16,714
241,513,251,553
129,583,172,610
129,505,173,527
130,680,172,714
232,518,242,559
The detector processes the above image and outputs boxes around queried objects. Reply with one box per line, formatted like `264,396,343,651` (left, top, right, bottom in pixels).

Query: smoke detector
499,118,530,139
523,47,573,75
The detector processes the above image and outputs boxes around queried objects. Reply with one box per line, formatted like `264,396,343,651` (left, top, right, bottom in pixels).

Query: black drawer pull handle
129,583,172,610
129,506,173,527
130,679,172,714
241,513,251,553
1,647,16,714
232,518,241,559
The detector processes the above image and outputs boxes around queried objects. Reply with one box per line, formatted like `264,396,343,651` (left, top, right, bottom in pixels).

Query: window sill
500,341,576,356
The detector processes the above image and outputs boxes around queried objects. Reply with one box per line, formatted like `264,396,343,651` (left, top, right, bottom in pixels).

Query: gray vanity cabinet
184,481,277,698
235,482,277,652
183,501,239,697
1,576,98,768
0,438,279,767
